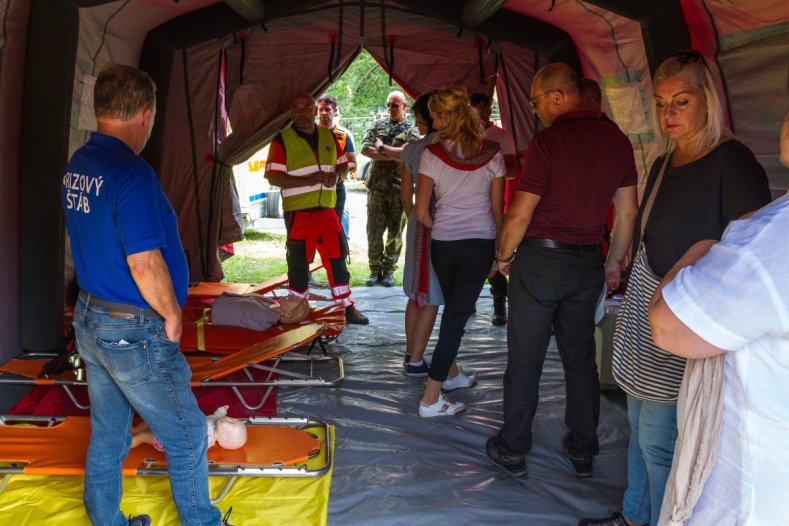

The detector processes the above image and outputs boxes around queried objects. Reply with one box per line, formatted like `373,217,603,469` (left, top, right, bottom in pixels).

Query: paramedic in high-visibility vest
265,92,369,325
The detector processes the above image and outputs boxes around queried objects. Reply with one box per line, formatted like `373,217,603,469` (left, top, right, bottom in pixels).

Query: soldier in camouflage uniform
360,91,421,287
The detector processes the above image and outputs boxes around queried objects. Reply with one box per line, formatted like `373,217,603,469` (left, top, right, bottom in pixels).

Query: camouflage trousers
366,188,406,273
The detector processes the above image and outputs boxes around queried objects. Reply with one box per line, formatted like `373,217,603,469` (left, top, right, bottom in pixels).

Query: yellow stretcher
0,414,332,503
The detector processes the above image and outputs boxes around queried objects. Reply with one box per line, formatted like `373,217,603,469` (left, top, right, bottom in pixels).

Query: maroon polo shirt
519,110,637,244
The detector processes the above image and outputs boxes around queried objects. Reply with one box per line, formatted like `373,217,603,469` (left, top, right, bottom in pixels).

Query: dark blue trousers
429,238,495,382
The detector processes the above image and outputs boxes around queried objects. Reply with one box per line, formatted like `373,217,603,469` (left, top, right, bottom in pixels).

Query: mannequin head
279,295,310,324
214,417,248,450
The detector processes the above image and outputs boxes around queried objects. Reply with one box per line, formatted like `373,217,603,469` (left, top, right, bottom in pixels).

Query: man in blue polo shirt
62,64,227,526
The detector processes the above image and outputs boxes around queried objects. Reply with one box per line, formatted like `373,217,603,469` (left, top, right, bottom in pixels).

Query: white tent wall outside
0,0,787,361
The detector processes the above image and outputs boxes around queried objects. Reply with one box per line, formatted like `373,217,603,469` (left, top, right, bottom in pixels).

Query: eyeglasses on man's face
386,102,402,108
528,89,558,109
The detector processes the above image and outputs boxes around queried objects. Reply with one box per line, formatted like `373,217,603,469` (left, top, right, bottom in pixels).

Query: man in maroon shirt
486,63,638,478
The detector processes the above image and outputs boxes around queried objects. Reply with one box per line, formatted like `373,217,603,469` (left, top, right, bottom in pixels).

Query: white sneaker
442,369,477,391
418,393,465,417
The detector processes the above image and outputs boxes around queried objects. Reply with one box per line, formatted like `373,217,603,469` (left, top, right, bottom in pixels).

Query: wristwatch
377,143,385,153
495,252,515,264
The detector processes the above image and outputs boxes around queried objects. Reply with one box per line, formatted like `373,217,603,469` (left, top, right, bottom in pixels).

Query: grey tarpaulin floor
281,285,630,525
0,285,630,525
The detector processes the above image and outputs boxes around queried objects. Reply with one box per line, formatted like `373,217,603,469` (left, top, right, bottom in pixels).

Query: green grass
222,255,404,288
223,225,405,288
221,256,288,283
242,229,287,242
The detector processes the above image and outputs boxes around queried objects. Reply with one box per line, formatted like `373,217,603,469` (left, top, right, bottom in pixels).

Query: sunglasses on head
666,50,709,68
386,102,402,108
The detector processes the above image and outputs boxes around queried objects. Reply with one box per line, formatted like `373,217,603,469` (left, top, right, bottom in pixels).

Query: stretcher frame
0,322,344,412
185,262,346,351
180,302,346,357
0,414,333,503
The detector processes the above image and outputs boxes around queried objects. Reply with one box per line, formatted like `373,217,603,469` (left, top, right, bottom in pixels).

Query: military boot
365,271,381,287
380,271,395,287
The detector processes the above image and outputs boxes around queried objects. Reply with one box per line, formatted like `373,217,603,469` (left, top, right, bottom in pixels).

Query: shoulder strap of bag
384,121,411,144
639,148,672,238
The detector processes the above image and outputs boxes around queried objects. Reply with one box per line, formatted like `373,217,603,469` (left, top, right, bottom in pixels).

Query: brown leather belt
523,237,602,255
79,291,161,319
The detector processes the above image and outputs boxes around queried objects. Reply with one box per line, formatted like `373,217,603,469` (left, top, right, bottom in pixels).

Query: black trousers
429,238,495,382
499,244,603,458
488,270,508,297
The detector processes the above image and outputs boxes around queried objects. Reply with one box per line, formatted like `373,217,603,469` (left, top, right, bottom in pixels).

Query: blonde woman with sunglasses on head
580,51,771,526
414,86,506,417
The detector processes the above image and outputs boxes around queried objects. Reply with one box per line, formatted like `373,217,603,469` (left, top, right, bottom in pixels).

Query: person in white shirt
649,192,789,525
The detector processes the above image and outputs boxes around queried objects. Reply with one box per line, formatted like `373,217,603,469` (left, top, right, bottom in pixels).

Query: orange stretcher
185,263,347,348
0,415,332,503
181,302,346,355
0,323,344,411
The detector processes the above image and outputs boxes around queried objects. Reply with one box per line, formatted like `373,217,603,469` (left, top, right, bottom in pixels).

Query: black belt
79,291,161,319
522,237,602,255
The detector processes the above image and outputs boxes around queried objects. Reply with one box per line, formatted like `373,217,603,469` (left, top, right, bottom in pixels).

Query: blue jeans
622,395,678,526
73,294,221,526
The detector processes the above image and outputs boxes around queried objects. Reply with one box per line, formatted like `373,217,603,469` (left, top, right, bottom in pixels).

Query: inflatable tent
0,0,787,360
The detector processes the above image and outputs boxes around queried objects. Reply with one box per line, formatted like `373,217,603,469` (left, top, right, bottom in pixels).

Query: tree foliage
326,50,412,139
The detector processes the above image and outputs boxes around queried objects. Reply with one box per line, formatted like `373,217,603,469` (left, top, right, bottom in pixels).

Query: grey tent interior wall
140,4,250,174
586,0,690,73
18,0,79,352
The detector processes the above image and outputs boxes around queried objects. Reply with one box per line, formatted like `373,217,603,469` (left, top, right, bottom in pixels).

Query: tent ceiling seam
89,0,131,76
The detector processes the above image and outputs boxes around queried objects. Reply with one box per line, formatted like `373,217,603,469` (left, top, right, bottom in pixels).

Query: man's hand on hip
164,315,183,343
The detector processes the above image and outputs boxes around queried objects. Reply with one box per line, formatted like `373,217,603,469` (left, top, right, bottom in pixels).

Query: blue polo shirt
62,133,188,308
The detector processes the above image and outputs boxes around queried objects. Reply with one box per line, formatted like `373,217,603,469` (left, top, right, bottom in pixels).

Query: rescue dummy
131,405,248,450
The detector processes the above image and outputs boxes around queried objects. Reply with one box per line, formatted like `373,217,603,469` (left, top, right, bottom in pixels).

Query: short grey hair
94,64,156,120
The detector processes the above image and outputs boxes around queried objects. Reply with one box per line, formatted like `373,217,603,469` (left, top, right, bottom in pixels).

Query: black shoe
562,433,594,478
345,305,370,325
128,515,152,526
365,272,381,287
380,271,395,287
405,360,430,377
486,436,528,477
492,295,507,326
403,352,411,365
578,510,636,526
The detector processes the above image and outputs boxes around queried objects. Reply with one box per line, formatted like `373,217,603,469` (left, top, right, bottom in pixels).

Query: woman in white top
414,86,506,417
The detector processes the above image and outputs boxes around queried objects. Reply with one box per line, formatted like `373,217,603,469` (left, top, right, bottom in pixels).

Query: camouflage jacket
361,117,421,190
